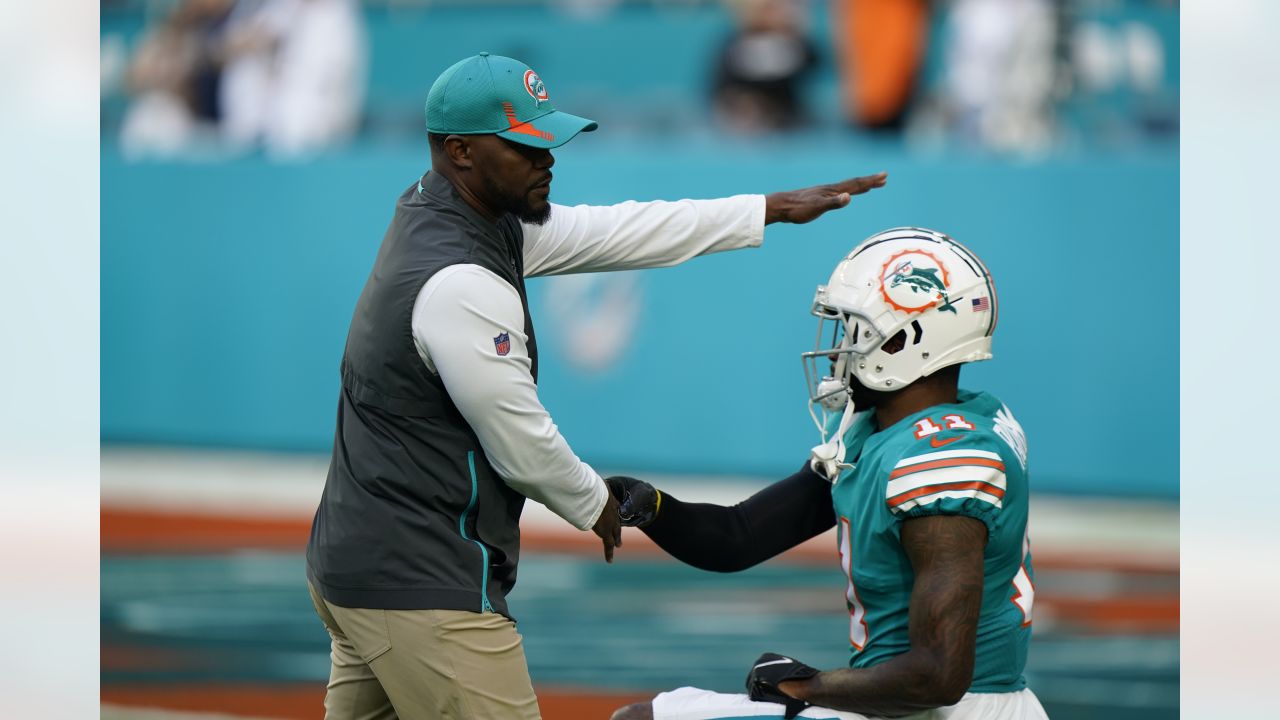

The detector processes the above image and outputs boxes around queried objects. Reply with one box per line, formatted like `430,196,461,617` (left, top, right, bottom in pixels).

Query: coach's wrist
763,192,794,225
580,479,611,530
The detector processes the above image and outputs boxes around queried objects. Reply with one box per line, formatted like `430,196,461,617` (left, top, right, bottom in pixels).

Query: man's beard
481,174,552,225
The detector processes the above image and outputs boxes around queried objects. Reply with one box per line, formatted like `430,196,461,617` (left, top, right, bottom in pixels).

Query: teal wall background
101,136,1178,497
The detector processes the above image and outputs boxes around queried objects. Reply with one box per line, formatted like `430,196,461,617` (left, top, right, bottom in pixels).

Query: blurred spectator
832,0,929,132
119,0,235,157
939,0,1058,151
220,0,366,158
712,0,818,134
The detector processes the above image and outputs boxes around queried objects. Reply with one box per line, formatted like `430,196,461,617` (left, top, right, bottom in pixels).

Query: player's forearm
789,515,987,715
781,651,968,717
641,462,835,572
641,494,759,572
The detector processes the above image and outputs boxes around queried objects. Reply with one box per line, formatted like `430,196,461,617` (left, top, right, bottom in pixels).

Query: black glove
745,652,821,719
604,476,661,528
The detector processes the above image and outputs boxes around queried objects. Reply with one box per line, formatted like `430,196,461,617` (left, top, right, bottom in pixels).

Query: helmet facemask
801,295,885,442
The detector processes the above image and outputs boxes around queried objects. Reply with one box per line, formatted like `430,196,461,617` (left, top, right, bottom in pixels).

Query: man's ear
443,135,473,170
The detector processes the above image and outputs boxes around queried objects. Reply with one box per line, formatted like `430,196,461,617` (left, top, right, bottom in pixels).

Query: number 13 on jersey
1011,530,1034,626
837,517,870,650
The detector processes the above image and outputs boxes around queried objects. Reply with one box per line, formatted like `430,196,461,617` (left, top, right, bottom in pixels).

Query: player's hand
745,652,821,719
604,476,661,528
764,173,888,225
592,490,623,563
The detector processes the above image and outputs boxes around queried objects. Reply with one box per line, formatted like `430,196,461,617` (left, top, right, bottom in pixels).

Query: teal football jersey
828,389,1034,693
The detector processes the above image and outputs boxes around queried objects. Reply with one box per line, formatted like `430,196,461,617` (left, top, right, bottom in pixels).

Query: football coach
305,52,887,719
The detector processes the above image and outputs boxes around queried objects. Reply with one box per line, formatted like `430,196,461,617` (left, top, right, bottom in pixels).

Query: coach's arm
778,515,988,716
521,173,887,277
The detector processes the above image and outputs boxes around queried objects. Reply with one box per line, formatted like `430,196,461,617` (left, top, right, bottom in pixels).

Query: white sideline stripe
101,704,279,720
99,448,1178,558
890,489,1004,514
100,451,329,517
895,448,1002,467
98,448,770,529
887,465,1007,498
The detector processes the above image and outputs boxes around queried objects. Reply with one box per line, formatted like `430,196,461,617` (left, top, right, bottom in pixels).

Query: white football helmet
803,227,998,436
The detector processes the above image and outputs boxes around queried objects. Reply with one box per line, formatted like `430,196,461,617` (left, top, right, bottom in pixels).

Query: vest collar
418,170,503,234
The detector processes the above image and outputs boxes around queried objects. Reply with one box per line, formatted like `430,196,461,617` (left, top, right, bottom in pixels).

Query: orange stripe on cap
889,456,1005,480
502,102,555,141
888,480,1006,508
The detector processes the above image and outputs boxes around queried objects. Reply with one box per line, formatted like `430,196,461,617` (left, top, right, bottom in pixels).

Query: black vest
306,171,537,617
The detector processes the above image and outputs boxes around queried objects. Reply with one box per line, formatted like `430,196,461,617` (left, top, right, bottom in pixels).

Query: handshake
603,475,662,528
590,475,660,563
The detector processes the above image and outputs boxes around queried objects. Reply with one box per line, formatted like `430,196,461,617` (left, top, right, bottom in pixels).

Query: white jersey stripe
888,465,1007,499
894,448,1002,468
890,488,1004,514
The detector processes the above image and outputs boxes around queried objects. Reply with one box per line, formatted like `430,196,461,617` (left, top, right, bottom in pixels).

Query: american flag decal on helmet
971,297,990,312
494,332,511,356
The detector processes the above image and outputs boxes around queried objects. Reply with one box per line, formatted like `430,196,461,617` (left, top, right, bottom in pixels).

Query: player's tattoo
900,515,987,699
777,514,988,716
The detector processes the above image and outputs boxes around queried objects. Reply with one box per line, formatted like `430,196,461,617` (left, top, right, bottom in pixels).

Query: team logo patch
880,249,958,314
493,332,511,356
523,69,549,104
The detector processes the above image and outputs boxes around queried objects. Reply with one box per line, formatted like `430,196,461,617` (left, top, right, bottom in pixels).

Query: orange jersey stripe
887,480,1006,507
889,456,1005,479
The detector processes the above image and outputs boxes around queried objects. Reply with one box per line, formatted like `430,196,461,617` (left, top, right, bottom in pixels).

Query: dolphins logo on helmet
881,249,958,314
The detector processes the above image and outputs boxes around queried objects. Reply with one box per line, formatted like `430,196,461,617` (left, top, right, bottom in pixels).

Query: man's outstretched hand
592,490,623,563
765,172,888,225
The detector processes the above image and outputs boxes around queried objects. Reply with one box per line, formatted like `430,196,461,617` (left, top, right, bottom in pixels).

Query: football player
609,228,1048,720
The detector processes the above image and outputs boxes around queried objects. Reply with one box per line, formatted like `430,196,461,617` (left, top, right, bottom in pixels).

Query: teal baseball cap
425,53,598,149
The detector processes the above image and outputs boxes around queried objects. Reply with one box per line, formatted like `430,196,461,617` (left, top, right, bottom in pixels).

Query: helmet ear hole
910,319,924,345
880,329,907,355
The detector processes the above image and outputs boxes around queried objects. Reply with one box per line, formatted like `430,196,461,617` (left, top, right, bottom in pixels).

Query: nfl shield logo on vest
493,332,511,356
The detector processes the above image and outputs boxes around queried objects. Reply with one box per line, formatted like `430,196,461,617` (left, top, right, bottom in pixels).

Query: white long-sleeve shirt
411,195,766,530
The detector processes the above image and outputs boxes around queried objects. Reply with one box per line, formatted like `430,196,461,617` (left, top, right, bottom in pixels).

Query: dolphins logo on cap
523,69,549,105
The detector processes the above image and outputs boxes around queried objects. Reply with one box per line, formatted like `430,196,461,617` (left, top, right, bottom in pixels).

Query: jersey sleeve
883,433,1009,532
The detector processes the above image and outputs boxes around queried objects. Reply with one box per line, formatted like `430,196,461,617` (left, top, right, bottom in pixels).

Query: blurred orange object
834,0,929,128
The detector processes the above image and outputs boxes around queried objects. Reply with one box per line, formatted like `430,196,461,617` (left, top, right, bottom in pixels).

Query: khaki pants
308,583,541,720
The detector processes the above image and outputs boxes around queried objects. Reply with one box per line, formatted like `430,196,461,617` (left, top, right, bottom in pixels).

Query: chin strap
809,401,867,482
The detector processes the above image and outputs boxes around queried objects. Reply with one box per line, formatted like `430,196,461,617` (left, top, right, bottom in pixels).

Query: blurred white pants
653,686,1049,720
